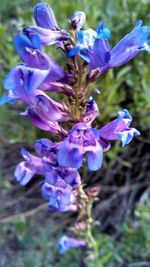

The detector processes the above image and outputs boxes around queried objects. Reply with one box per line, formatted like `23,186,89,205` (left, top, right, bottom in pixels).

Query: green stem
78,185,102,267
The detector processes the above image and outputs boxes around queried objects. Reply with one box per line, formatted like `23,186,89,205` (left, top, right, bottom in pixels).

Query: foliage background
0,1,150,267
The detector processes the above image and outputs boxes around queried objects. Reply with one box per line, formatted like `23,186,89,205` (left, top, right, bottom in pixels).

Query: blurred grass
1,200,150,267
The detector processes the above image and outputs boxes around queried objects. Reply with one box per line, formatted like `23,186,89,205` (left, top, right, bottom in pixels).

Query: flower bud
69,11,86,30
34,3,58,30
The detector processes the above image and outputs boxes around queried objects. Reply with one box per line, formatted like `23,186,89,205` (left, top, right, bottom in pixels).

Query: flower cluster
1,2,149,254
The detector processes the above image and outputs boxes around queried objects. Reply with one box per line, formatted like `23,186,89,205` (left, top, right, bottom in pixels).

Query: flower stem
78,185,102,267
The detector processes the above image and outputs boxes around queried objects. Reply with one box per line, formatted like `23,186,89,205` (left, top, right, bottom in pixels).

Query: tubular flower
24,2,69,46
99,109,140,148
107,20,150,68
0,33,71,105
34,2,58,30
57,123,103,171
35,138,81,187
28,93,71,122
67,21,111,65
14,138,81,211
58,235,86,254
68,20,150,71
41,180,72,211
14,148,43,186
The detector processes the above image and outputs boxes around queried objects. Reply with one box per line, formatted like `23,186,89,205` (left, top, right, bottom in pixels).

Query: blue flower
99,109,140,147
68,20,150,71
24,3,69,46
41,180,72,211
67,21,111,67
14,148,43,186
57,123,103,171
58,235,86,254
0,32,72,106
34,2,58,30
35,138,81,187
107,20,150,69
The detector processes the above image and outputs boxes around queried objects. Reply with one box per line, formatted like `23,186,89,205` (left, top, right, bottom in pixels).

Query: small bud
69,11,86,30
86,69,100,83
87,186,100,197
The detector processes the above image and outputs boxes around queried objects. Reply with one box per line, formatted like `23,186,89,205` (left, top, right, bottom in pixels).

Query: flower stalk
0,1,148,263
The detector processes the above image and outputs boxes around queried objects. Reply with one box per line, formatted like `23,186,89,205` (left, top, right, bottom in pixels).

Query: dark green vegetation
0,1,150,266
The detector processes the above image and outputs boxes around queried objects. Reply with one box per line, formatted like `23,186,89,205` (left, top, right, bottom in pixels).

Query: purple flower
107,20,150,69
41,180,72,211
24,26,69,47
29,93,71,122
34,138,57,158
14,148,43,186
24,3,69,46
27,108,67,136
43,159,81,187
35,138,81,187
39,82,73,96
14,139,80,211
0,33,68,105
99,109,140,148
58,235,86,254
57,123,103,171
1,47,50,104
14,33,65,83
68,20,150,71
67,22,111,65
3,65,49,95
88,20,150,71
34,2,58,30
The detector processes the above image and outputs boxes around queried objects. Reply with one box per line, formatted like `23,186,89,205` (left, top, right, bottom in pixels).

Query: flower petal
34,3,58,30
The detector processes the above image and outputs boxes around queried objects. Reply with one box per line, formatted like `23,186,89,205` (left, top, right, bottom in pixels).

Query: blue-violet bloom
99,109,140,148
58,235,86,254
57,123,103,171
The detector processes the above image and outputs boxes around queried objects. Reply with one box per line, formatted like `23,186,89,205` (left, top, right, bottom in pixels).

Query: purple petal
20,66,49,93
28,108,66,135
34,3,58,30
109,21,150,68
57,140,84,169
3,66,21,91
87,39,111,69
99,109,140,146
100,109,132,140
33,94,70,122
41,180,72,211
118,128,140,147
24,26,69,46
14,162,35,186
34,138,56,157
58,167,81,187
87,143,103,171
0,90,18,105
14,33,41,61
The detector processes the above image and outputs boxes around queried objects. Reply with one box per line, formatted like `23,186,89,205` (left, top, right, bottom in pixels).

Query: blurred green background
0,1,150,267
